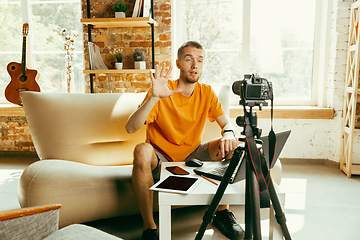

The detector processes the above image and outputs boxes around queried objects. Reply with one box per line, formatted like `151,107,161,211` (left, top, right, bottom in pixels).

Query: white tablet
150,175,200,194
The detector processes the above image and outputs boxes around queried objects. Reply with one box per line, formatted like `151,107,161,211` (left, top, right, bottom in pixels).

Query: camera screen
247,85,262,98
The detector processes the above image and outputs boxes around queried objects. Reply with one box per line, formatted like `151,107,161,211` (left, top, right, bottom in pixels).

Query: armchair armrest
0,204,61,221
0,204,61,240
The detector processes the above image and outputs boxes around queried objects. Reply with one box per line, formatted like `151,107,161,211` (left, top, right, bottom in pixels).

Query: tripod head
236,109,262,140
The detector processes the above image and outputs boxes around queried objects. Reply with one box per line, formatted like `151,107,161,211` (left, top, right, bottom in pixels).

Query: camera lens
232,80,242,96
236,115,245,127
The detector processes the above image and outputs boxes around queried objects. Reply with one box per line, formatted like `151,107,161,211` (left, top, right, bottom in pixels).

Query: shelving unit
83,69,151,74
81,17,156,28
82,1,156,93
340,1,360,177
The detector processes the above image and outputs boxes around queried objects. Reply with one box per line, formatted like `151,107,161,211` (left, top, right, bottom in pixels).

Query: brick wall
0,117,35,153
82,0,172,93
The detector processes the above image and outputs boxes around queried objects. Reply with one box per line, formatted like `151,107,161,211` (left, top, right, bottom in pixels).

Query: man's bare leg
132,142,159,230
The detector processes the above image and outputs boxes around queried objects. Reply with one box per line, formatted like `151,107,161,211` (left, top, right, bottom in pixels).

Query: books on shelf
88,42,107,70
132,0,151,17
132,0,142,17
142,0,151,17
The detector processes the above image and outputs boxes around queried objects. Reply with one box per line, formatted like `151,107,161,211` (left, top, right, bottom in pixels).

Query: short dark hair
177,41,204,59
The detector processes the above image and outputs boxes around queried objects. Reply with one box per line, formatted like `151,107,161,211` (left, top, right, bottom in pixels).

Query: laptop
193,130,291,184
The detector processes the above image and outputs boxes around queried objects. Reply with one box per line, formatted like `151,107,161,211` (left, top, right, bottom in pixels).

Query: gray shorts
152,141,212,180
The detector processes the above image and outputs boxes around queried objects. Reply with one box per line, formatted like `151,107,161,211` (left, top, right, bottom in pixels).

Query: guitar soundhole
19,75,27,82
11,66,16,70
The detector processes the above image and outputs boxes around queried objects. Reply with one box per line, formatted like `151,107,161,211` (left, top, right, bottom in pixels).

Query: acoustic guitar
5,23,40,105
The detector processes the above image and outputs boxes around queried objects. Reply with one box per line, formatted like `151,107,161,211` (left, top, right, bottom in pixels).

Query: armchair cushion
44,224,121,240
18,160,138,227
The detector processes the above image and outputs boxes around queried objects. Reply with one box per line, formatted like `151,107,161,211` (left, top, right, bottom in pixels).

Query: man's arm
125,95,160,134
125,63,182,134
215,114,238,158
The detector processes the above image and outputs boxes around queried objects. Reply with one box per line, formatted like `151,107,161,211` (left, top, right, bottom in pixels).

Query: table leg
159,205,171,240
269,205,284,240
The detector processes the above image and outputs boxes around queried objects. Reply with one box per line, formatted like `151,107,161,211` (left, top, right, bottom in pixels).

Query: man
125,41,244,240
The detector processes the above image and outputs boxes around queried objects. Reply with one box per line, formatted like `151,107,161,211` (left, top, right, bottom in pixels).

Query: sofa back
21,86,229,166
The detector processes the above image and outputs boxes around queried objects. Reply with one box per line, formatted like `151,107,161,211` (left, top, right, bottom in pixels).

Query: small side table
157,162,285,240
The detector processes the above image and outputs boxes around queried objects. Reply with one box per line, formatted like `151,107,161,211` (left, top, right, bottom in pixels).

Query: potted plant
110,49,124,69
113,0,128,18
133,49,146,69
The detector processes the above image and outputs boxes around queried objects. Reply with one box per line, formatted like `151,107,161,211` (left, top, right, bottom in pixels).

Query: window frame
0,0,83,103
171,0,332,107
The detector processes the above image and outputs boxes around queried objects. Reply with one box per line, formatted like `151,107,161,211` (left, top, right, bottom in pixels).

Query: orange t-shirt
141,80,225,162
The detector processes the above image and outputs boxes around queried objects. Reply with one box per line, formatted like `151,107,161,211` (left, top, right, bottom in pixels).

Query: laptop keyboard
208,166,228,176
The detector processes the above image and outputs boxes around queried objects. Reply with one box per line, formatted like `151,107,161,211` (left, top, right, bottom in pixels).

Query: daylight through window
174,0,324,106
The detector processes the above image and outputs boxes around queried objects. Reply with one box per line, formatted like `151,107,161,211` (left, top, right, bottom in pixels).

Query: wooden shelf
83,69,153,74
0,104,335,119
230,106,334,119
343,126,360,134
81,17,156,28
0,104,24,116
340,164,360,176
340,1,360,177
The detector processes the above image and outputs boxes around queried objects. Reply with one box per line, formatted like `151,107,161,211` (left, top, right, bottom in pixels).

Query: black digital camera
232,74,273,107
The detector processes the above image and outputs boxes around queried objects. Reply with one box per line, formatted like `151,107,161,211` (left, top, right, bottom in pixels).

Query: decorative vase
115,62,123,69
135,61,146,69
115,12,126,18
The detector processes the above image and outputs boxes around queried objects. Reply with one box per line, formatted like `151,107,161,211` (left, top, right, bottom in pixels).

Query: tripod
194,110,291,240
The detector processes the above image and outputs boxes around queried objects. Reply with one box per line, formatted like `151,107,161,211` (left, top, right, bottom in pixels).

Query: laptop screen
260,130,291,168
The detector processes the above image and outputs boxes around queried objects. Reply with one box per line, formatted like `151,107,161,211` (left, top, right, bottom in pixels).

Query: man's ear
176,59,180,69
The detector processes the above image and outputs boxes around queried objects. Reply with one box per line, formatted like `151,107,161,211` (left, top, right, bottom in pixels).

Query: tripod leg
268,177,292,240
249,167,262,240
195,149,244,240
244,161,253,240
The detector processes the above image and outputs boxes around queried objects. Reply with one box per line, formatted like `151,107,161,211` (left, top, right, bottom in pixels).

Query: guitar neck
21,36,26,74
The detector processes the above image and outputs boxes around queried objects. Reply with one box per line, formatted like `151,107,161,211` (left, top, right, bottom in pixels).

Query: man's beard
185,76,200,83
182,70,201,83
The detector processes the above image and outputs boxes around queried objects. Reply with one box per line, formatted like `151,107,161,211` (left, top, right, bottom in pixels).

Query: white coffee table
157,162,285,240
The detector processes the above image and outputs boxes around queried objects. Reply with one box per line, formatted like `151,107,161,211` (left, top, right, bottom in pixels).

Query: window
0,0,84,103
173,0,330,106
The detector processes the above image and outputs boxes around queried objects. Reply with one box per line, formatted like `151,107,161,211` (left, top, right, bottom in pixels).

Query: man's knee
133,143,155,166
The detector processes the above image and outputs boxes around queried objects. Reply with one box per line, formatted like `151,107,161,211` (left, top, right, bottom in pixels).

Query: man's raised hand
150,63,182,99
